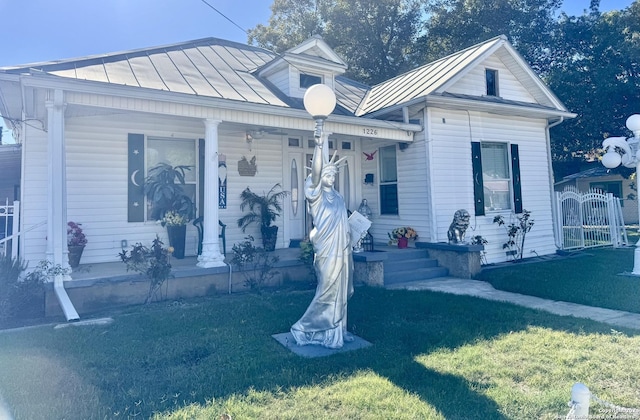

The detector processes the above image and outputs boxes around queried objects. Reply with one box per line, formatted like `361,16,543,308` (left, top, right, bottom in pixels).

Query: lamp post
601,114,640,275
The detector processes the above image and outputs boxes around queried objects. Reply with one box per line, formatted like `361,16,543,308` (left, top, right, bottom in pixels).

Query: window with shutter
471,141,522,215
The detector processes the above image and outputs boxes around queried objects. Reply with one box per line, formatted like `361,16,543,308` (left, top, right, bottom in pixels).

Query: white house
0,34,575,278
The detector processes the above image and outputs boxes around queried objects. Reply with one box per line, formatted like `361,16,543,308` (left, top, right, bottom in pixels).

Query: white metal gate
0,199,19,259
556,186,628,250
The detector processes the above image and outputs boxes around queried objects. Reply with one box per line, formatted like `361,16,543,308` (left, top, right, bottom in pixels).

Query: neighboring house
0,34,574,273
555,165,637,224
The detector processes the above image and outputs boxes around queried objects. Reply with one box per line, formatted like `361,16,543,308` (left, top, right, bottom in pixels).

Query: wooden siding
427,108,556,264
447,55,536,103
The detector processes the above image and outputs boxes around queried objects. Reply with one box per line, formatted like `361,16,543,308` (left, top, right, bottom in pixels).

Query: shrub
230,236,280,291
298,240,317,283
0,257,51,323
493,210,534,261
119,236,173,303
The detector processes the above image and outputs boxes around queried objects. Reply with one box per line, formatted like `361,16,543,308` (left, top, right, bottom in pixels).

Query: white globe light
303,84,336,118
602,151,622,169
626,114,640,133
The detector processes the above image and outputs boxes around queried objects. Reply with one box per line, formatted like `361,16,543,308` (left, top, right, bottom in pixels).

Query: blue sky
0,0,636,143
0,0,635,67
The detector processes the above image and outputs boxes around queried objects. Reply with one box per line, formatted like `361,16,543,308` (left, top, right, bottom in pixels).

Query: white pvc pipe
571,383,590,418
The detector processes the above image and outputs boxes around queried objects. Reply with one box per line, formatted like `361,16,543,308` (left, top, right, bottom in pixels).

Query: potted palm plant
237,183,289,251
144,163,195,259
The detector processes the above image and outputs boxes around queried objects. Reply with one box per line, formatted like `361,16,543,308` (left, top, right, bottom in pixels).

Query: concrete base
417,242,484,279
353,251,388,287
272,332,372,358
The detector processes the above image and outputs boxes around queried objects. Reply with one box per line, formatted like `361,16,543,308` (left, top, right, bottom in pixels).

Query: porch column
197,119,226,268
45,89,70,275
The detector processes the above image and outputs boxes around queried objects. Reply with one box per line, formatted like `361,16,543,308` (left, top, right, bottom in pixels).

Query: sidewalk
387,277,640,331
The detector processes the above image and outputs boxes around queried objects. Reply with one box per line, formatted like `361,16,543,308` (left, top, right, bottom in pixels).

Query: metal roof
1,38,291,108
0,35,569,120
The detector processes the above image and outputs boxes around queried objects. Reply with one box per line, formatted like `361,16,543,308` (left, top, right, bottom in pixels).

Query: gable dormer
258,35,347,98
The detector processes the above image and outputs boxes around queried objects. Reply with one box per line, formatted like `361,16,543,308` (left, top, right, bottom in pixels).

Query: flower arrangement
161,210,187,227
67,222,87,247
388,227,418,245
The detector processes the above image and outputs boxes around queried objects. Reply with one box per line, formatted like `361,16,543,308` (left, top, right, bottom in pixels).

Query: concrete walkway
387,278,640,331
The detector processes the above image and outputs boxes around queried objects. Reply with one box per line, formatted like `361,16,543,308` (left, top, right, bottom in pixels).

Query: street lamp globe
303,84,336,118
602,149,623,169
626,114,640,133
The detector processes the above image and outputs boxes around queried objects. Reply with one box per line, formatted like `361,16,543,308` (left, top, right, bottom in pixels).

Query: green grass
478,247,640,314
1,283,640,419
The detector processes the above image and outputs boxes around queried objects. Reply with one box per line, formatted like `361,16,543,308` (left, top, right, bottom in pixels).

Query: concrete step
384,256,439,273
384,265,449,285
382,248,449,285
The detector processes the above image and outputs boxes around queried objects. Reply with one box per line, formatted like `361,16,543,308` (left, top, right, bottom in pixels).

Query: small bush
230,236,280,291
0,257,49,323
119,236,173,303
493,210,534,261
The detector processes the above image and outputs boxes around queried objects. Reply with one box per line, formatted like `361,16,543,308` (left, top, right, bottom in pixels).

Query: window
300,73,322,89
485,69,498,96
590,181,623,206
471,142,522,216
288,137,300,147
481,143,511,211
379,145,398,215
145,137,197,221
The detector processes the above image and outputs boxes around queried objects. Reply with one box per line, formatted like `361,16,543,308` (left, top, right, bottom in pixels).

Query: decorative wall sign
363,151,377,161
238,155,257,176
218,154,227,209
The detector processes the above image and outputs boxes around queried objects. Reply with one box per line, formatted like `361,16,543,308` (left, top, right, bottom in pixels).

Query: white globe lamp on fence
601,114,640,274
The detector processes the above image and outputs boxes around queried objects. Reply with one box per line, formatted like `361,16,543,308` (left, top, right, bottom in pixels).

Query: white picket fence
0,199,19,259
555,187,628,250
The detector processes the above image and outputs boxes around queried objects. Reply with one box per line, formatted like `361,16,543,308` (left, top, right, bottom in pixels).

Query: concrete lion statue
447,209,471,244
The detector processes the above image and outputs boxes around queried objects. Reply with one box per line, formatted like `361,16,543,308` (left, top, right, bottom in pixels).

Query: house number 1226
363,128,378,136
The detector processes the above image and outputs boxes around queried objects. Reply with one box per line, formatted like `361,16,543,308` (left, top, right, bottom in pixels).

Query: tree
248,0,422,85
547,1,640,163
417,0,562,74
247,0,323,54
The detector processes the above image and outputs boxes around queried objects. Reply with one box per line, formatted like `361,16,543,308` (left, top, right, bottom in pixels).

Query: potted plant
237,183,289,251
67,221,87,267
144,163,195,259
388,227,418,248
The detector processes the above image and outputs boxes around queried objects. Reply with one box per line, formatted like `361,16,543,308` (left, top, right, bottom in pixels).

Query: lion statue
447,209,471,244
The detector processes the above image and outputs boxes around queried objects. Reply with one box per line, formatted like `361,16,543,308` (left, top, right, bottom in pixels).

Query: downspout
45,88,79,321
546,117,564,249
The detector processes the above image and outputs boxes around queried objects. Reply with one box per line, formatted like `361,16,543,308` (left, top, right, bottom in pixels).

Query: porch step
383,248,449,285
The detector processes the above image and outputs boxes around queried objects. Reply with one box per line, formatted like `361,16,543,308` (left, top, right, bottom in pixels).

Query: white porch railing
556,186,628,250
0,199,19,259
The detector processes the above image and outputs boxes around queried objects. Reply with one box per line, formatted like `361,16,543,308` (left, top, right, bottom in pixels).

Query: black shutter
511,144,522,214
471,142,485,216
127,133,145,222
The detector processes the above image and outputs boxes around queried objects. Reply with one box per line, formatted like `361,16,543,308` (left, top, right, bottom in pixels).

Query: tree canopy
248,0,640,166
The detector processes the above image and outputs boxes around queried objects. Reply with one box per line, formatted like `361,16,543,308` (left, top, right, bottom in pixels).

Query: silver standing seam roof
0,35,567,118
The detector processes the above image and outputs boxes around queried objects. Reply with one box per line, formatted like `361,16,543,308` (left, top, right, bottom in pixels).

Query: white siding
363,130,433,246
428,108,556,264
448,56,536,103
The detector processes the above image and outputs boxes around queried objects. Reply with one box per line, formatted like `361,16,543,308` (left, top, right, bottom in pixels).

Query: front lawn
477,247,640,313
1,285,639,419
